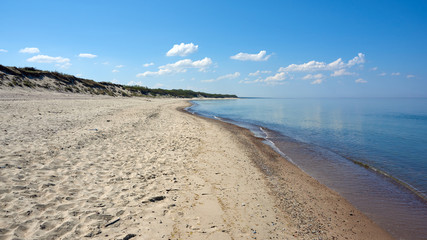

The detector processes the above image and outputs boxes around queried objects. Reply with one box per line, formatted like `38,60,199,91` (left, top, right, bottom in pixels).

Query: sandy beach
0,90,393,240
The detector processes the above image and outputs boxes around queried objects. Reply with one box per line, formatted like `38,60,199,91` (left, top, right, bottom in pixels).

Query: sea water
188,98,427,239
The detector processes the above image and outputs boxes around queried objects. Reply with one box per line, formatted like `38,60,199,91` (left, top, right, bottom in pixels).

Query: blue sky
1,0,426,97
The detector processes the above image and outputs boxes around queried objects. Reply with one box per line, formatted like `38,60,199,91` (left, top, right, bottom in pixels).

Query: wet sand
0,90,392,239
261,128,427,239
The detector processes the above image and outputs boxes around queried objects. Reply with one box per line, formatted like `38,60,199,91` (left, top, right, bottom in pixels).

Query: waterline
188,98,427,239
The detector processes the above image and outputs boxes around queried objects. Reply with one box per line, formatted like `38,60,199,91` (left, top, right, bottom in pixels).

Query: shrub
23,80,34,88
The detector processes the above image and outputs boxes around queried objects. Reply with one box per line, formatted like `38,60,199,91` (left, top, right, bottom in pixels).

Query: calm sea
188,98,427,240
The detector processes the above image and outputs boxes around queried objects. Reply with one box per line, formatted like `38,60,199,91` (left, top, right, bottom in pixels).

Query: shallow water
189,98,427,239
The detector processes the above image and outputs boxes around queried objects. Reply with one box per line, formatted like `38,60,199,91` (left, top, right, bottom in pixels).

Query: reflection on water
190,98,427,197
189,98,427,240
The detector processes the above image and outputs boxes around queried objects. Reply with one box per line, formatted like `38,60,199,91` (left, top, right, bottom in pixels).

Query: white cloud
27,55,69,63
371,67,378,71
127,81,144,86
355,78,367,83
202,72,240,83
230,50,271,61
328,58,345,69
243,53,365,85
302,73,324,84
78,53,97,58
112,69,119,73
302,73,324,80
138,70,168,77
27,54,71,68
0,49,7,53
239,79,261,84
280,60,332,72
19,47,40,54
137,57,212,77
330,69,354,77
115,65,124,68
347,53,365,66
143,62,154,67
239,80,254,84
60,63,72,69
201,79,216,83
218,72,240,80
263,72,286,84
407,74,415,78
279,53,365,72
311,79,323,85
240,72,286,85
391,72,400,76
379,72,386,76
166,43,198,57
248,70,271,76
102,62,109,65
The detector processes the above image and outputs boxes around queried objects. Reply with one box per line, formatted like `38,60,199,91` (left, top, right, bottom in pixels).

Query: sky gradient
1,0,426,97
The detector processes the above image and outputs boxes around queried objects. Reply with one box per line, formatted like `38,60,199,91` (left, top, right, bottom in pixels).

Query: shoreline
262,122,427,204
183,101,394,239
188,99,426,201
187,100,427,239
258,125,427,239
0,91,393,239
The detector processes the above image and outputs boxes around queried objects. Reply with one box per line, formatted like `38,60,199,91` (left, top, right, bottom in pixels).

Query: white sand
0,90,392,239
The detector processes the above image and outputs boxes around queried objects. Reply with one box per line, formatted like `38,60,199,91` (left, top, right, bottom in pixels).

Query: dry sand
0,90,393,239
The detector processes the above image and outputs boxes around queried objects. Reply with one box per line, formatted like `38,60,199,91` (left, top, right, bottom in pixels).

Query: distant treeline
0,64,238,98
122,85,237,98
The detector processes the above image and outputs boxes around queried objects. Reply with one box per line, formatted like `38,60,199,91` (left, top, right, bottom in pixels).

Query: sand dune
0,90,392,239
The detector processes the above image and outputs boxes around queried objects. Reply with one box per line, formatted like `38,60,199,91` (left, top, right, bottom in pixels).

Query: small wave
259,127,269,138
351,159,427,201
259,127,297,165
